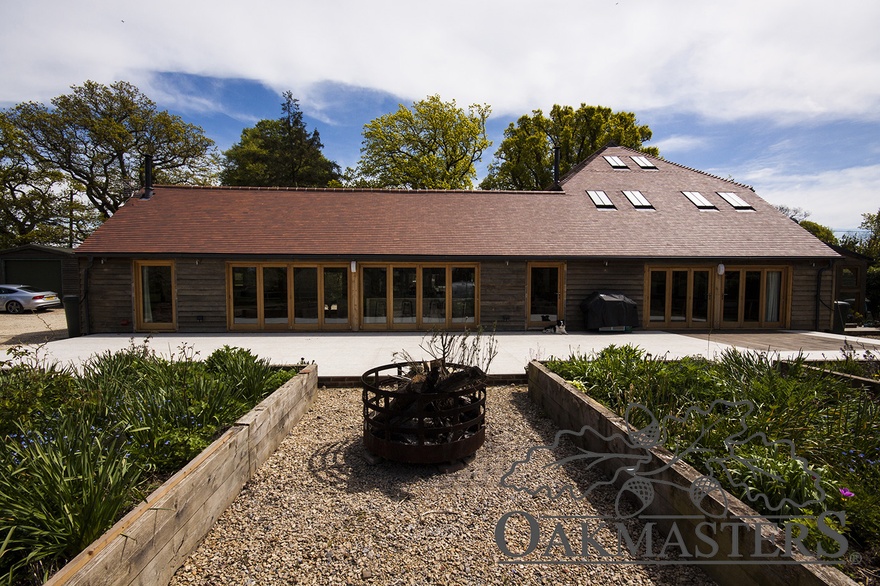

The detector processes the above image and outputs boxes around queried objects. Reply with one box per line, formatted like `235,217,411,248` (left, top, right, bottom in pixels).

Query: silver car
0,284,62,314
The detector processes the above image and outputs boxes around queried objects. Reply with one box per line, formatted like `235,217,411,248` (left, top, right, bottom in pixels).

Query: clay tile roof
76,146,840,261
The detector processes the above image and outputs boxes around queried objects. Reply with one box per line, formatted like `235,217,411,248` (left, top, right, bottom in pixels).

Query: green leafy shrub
0,343,300,583
0,409,144,582
545,345,880,560
0,347,78,438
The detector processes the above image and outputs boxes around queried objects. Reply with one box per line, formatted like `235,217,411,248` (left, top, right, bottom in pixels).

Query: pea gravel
169,386,714,585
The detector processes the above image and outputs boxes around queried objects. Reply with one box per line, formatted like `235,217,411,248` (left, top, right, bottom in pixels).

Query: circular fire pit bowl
362,362,487,464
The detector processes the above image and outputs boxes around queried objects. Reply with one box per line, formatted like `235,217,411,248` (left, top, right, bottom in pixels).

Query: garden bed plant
0,341,299,585
545,345,879,583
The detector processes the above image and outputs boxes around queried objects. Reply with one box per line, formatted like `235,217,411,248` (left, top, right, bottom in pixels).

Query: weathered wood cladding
61,256,80,297
565,260,645,330
176,258,227,332
76,256,842,334
479,261,527,331
81,257,133,334
791,261,834,331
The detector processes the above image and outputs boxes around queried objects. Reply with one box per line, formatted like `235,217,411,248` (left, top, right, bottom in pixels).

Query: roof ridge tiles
559,144,755,191
146,185,556,195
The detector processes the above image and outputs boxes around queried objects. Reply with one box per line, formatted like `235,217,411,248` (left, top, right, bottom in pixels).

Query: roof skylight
587,190,615,209
623,190,653,209
604,155,628,169
630,156,657,169
682,191,716,210
717,192,754,210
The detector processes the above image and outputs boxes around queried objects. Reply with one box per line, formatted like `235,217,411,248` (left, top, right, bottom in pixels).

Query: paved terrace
30,329,880,380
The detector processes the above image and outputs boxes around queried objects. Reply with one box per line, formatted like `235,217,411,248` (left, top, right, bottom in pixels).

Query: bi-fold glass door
229,263,349,330
720,268,785,328
648,268,710,328
361,264,477,330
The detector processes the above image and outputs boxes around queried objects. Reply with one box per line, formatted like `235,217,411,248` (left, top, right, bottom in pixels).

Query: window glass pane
683,191,716,209
530,266,559,322
232,266,258,325
293,267,319,324
451,267,476,323
263,267,288,324
649,270,667,322
392,267,417,324
141,264,173,324
744,271,761,322
422,267,447,324
765,271,782,322
692,271,710,323
670,270,688,322
723,271,741,322
323,267,349,324
362,267,387,324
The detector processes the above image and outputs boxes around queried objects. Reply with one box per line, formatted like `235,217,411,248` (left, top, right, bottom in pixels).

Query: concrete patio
25,328,880,379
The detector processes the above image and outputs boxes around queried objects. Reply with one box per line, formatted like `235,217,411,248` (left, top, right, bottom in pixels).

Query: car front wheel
6,300,24,314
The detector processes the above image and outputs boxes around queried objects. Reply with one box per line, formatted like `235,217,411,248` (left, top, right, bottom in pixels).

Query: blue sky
3,0,879,232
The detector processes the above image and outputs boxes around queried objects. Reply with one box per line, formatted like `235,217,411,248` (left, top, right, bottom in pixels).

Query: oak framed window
360,263,478,330
134,260,176,331
227,262,350,330
647,268,711,328
720,267,787,328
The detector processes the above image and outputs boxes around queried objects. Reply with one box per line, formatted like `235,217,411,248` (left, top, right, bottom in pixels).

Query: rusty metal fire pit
362,361,487,464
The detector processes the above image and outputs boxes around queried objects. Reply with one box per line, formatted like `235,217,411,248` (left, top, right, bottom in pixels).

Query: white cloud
740,165,880,230
651,135,710,155
3,0,879,124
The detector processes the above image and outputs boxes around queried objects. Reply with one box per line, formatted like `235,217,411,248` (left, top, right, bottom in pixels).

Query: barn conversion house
73,146,841,335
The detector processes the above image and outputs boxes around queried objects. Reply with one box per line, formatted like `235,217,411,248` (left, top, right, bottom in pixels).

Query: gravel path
0,308,67,350
170,386,713,585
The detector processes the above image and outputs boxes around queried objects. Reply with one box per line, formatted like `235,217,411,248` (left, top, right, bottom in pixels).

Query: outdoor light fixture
717,263,725,275
350,260,357,273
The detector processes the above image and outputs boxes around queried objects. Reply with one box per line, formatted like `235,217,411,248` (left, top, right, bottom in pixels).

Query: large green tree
221,92,340,187
840,209,880,260
6,80,217,218
352,95,491,190
840,208,880,318
0,113,99,248
480,104,658,190
799,220,839,246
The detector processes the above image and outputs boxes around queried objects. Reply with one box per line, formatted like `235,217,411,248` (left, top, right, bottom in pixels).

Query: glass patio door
361,264,478,330
648,268,711,328
136,261,176,330
721,268,785,328
528,263,563,328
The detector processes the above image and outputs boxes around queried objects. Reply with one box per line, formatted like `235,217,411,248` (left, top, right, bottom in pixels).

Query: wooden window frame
359,262,480,331
719,266,789,329
645,267,713,329
226,262,351,331
134,260,177,332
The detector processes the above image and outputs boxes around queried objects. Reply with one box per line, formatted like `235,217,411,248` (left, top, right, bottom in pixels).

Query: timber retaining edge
45,364,318,586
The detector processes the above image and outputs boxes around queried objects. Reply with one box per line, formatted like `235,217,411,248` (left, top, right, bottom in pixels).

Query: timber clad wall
176,259,227,332
75,256,840,334
791,263,834,331
566,261,645,330
83,258,133,334
479,261,527,331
